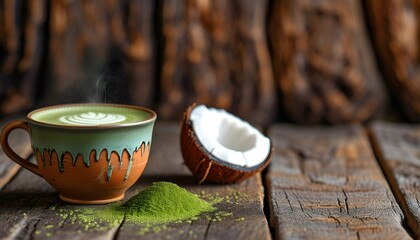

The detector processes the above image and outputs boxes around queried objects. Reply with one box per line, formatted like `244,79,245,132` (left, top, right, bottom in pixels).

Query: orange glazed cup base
59,194,125,205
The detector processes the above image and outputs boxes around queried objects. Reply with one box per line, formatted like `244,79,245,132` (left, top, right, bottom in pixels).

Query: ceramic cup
0,103,156,204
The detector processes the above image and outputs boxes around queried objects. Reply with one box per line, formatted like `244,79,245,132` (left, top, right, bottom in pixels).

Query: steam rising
91,74,107,103
88,61,128,104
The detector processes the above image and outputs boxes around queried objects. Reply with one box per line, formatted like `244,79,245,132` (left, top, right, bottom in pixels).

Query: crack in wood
58,213,71,229
283,191,294,212
112,215,126,240
328,215,341,227
203,219,212,239
297,198,312,219
342,189,349,215
29,218,41,239
337,197,343,213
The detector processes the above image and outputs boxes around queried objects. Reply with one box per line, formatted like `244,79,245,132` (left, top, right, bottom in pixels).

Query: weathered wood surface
159,0,276,126
45,0,156,107
266,124,411,239
269,0,384,124
365,1,420,122
3,0,408,127
370,122,420,238
0,0,47,117
0,122,270,239
0,0,156,109
1,0,279,125
0,118,32,189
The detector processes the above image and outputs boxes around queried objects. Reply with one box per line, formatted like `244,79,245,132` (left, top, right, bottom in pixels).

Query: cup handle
1,120,41,177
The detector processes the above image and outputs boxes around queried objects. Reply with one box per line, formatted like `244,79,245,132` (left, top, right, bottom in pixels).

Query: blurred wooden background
0,0,418,126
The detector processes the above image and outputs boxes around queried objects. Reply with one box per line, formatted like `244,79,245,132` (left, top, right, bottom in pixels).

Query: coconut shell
180,103,274,184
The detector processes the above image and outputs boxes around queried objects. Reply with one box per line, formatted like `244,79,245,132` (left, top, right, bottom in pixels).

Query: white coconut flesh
190,105,271,168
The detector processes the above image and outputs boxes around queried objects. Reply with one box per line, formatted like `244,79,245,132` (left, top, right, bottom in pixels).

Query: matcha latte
30,104,153,126
1,103,157,204
26,104,156,168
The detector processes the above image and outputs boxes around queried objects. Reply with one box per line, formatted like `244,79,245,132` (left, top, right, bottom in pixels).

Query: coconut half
181,103,273,184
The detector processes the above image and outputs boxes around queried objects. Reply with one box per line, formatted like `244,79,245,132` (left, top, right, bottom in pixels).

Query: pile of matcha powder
59,182,216,227
120,181,215,223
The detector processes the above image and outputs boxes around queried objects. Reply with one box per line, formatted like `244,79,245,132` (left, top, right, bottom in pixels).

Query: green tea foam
31,104,152,126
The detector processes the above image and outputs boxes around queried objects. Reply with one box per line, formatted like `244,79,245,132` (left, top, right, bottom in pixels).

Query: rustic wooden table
0,121,418,239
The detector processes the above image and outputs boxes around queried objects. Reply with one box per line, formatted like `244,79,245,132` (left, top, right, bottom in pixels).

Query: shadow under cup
0,103,157,204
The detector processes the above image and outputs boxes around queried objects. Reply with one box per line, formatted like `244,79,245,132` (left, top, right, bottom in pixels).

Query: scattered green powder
54,182,215,228
47,182,249,235
44,225,54,229
120,182,215,223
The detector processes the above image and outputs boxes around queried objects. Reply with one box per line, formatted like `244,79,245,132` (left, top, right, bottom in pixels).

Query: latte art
30,104,155,127
58,112,127,126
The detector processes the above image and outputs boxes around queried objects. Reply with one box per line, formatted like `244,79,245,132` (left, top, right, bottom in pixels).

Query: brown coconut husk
180,103,274,184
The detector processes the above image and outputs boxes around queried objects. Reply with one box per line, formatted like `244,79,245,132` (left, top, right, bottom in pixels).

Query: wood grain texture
0,0,47,117
266,124,411,239
159,0,277,126
0,122,270,240
365,1,420,122
45,0,156,106
370,122,420,238
269,0,384,124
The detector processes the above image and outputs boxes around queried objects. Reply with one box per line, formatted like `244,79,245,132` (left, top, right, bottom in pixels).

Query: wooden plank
370,122,420,238
44,0,156,107
266,124,411,239
0,119,32,189
0,122,271,239
364,1,420,122
268,0,384,124
159,0,277,126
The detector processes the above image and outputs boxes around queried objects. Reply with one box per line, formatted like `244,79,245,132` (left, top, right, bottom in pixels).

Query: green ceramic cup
0,103,157,204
